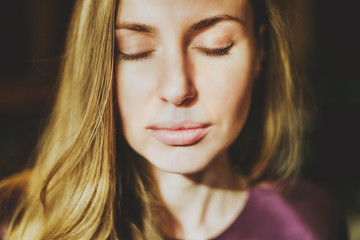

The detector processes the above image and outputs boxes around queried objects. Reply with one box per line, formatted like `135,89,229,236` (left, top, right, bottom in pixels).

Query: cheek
224,62,253,119
115,61,153,138
196,51,254,125
116,60,154,111
117,62,149,99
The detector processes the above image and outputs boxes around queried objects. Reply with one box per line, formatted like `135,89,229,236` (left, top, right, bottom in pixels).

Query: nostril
175,91,197,106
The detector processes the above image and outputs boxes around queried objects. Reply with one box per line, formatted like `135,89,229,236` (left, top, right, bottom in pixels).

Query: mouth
147,121,211,146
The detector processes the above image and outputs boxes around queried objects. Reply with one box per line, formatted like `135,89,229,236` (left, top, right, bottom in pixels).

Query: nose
159,50,196,106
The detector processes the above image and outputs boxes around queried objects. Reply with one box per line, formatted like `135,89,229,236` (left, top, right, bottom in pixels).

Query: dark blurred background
0,0,359,239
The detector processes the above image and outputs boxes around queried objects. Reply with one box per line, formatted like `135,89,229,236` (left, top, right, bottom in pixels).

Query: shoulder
217,181,348,240
253,181,338,222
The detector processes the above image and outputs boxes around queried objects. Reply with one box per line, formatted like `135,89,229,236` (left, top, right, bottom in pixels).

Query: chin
133,139,228,175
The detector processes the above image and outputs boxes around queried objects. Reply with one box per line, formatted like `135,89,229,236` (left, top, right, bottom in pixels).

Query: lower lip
149,127,210,146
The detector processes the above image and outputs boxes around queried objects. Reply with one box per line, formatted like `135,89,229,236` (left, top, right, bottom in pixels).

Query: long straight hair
1,0,311,239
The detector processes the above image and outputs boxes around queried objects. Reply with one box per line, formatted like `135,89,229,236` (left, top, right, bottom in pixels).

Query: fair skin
115,0,263,238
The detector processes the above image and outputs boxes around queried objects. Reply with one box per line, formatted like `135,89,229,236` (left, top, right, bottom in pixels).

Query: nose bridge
159,40,196,106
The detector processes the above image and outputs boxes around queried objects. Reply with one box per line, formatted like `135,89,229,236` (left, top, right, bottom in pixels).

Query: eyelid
194,41,234,51
115,32,156,57
115,40,155,55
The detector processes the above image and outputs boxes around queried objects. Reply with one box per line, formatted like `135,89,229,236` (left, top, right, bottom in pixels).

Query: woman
0,0,348,239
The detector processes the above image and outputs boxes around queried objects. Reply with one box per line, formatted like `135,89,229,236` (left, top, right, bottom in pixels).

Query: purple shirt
214,182,348,240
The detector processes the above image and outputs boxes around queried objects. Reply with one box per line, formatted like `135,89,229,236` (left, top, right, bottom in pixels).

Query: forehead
116,0,251,27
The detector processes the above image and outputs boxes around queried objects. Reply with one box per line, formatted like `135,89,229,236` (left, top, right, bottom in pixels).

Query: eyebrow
115,22,155,33
189,14,245,31
115,14,244,33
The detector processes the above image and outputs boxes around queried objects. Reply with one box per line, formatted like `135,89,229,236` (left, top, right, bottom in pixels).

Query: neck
151,151,248,239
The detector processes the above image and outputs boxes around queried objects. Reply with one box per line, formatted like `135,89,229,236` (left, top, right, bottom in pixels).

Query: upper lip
147,120,211,130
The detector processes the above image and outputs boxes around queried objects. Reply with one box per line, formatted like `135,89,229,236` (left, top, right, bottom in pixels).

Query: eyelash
198,41,234,57
116,41,234,62
117,50,154,62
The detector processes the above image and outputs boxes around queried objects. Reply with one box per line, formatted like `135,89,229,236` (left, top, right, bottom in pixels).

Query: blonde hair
0,0,311,239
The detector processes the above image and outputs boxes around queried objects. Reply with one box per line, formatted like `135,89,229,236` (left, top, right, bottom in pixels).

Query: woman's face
115,0,262,174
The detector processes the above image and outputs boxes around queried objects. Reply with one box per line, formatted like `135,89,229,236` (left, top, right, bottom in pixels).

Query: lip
147,120,211,146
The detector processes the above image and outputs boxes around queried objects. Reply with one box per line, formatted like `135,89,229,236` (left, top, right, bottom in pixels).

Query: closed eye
197,41,234,57
116,41,235,61
116,50,154,61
